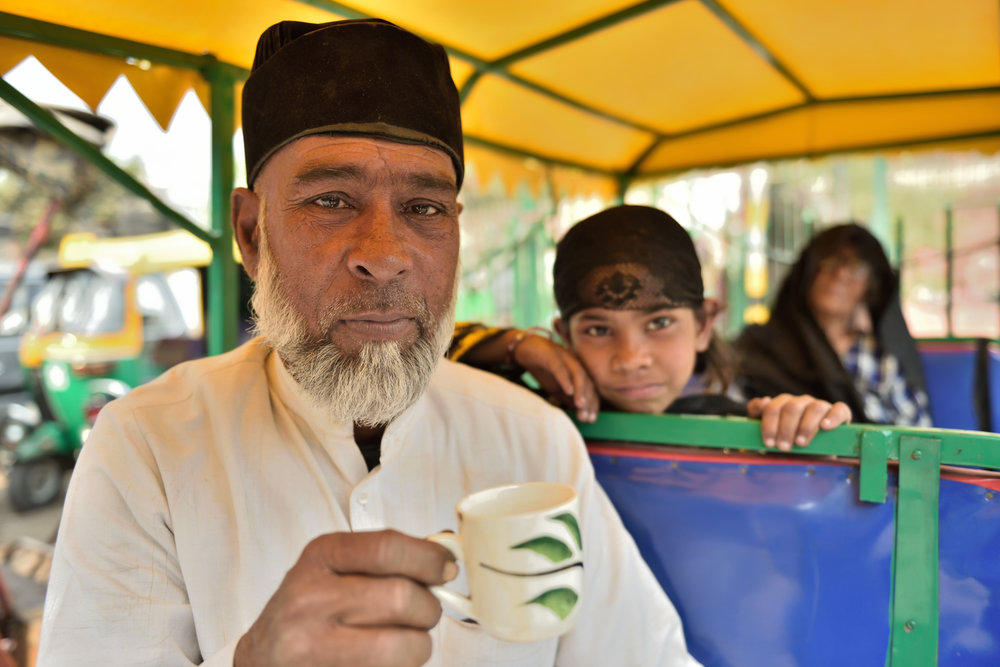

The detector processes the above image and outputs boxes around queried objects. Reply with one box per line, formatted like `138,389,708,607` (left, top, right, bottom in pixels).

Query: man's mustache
318,285,433,333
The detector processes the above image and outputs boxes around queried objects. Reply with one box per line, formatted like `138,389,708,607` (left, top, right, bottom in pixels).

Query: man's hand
512,335,600,422
746,394,852,451
234,530,457,667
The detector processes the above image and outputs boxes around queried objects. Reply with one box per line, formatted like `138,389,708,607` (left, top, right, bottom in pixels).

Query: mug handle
427,531,476,621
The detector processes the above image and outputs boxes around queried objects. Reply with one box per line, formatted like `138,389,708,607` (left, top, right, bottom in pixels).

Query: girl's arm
448,322,599,422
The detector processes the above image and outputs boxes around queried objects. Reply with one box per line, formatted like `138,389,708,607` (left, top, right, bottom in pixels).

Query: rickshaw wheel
7,459,63,512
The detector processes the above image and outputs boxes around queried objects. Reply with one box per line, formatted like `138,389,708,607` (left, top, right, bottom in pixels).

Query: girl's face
555,302,716,414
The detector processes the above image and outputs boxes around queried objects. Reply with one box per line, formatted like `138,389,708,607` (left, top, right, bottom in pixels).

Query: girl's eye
314,195,350,209
582,325,610,337
647,316,674,330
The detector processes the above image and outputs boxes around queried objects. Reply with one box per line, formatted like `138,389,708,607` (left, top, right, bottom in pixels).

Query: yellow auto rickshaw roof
2,0,999,198
58,230,213,273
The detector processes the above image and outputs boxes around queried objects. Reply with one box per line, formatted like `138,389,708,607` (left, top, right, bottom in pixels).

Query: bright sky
2,56,232,227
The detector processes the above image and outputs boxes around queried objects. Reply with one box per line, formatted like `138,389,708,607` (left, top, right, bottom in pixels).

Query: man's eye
314,195,349,209
583,325,610,337
648,317,673,330
406,202,442,216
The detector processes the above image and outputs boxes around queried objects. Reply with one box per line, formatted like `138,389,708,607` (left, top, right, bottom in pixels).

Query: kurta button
357,493,368,506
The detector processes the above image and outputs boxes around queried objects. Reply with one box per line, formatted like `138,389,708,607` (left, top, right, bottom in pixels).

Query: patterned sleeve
446,321,510,361
447,321,535,384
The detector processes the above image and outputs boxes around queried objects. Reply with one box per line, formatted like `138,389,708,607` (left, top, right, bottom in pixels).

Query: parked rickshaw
0,229,211,511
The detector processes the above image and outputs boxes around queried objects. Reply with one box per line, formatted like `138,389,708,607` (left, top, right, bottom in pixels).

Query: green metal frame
576,412,1000,667
944,207,954,339
0,11,243,355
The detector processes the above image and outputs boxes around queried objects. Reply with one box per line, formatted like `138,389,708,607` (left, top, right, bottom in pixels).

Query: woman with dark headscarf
450,205,852,450
735,223,932,426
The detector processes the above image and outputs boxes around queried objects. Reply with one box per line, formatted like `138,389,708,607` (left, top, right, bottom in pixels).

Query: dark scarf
735,224,928,423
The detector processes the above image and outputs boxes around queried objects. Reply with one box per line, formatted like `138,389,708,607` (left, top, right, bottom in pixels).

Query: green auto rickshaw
0,229,212,511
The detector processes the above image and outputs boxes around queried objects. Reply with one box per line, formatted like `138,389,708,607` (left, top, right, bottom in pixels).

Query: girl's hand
746,394,852,451
512,334,600,422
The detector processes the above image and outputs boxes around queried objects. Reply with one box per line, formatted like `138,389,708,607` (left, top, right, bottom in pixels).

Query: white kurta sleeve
36,403,207,666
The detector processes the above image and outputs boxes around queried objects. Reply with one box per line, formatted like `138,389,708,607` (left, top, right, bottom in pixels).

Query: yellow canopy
2,0,999,199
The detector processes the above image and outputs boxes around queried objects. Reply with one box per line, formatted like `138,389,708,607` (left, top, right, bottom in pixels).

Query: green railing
576,413,1000,667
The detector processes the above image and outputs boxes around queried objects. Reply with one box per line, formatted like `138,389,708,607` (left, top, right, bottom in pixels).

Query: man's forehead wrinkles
293,163,368,187
291,160,456,196
402,172,457,195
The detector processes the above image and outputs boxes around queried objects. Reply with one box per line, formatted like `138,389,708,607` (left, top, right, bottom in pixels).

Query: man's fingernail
764,438,775,448
796,435,807,446
443,561,458,582
778,440,790,451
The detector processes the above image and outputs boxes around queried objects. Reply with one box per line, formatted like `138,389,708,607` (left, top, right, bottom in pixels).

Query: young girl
450,205,852,451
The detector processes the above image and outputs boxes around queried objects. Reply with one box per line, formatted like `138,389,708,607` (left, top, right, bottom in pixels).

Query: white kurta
37,338,699,666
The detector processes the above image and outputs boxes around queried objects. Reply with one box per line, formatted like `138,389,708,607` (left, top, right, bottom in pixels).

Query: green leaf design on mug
511,536,572,562
526,587,579,620
550,513,581,550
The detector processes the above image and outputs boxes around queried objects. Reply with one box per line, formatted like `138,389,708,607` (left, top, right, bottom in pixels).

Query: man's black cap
242,18,464,187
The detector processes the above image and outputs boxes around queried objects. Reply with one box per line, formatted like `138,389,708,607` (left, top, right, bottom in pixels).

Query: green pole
945,207,953,339
205,61,239,354
888,435,941,666
615,174,628,205
725,231,747,337
894,216,904,271
526,224,542,326
870,156,890,248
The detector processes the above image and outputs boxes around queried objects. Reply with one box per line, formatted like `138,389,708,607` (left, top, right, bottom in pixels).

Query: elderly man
37,18,700,667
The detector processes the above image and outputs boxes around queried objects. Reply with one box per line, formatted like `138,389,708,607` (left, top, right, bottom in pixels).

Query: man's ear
695,298,722,352
231,187,261,280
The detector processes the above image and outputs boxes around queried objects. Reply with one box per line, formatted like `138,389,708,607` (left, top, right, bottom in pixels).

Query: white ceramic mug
428,481,583,643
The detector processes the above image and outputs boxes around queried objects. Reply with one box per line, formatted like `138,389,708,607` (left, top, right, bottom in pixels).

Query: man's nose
347,206,413,282
611,335,652,373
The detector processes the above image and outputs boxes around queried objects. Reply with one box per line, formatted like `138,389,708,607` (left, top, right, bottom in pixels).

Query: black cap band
553,205,705,321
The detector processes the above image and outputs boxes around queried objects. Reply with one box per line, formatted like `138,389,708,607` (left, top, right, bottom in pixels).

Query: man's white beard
251,222,456,427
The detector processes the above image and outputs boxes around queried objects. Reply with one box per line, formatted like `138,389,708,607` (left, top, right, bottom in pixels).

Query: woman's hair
772,222,895,321
553,204,733,391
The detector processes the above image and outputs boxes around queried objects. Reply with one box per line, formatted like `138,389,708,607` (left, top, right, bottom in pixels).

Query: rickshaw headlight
1,421,26,450
45,362,69,391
